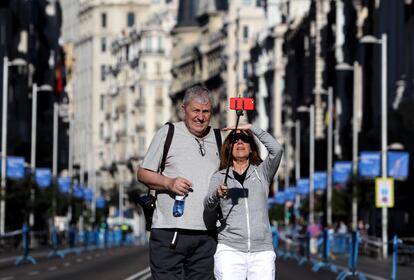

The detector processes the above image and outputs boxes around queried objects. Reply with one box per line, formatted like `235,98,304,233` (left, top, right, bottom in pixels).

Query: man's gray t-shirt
140,121,221,230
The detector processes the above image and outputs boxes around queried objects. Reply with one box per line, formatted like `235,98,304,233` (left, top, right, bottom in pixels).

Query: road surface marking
27,271,40,276
63,262,71,267
335,264,388,280
0,276,14,280
124,266,151,280
48,266,57,271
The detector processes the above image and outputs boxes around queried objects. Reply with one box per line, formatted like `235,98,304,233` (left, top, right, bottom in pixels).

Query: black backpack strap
159,122,174,174
213,128,222,154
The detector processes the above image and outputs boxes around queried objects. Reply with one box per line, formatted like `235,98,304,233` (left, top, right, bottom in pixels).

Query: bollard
15,223,37,265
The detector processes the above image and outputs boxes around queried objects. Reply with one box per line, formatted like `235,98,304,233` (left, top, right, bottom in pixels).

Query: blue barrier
297,233,311,265
47,227,64,258
337,231,367,280
312,229,337,272
332,233,350,254
15,224,37,265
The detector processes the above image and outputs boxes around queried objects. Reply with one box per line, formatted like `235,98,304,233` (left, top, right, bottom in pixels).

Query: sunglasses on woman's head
233,133,251,143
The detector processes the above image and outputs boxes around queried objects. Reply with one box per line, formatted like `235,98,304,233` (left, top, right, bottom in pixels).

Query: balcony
134,99,146,107
135,124,145,133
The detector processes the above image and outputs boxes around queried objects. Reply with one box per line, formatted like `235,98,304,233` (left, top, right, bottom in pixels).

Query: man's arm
137,167,193,196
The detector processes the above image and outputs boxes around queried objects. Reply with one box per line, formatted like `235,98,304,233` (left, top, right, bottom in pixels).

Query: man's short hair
183,85,212,106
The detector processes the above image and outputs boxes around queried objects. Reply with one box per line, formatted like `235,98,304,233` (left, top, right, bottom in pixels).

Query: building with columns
170,0,266,127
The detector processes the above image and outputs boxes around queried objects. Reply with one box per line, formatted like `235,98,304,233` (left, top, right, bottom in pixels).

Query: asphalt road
1,245,413,279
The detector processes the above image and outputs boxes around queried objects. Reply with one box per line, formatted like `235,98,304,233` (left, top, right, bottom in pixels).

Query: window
155,86,163,106
99,123,104,140
243,0,252,5
157,36,162,52
101,13,107,28
101,65,106,81
101,37,106,52
243,61,249,79
243,26,249,42
139,136,146,153
127,12,135,27
152,0,160,3
156,62,161,75
100,95,105,110
145,37,152,51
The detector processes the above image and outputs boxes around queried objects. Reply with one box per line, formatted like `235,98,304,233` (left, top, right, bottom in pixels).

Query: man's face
183,98,212,137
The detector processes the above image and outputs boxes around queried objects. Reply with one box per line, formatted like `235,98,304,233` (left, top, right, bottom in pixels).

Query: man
137,85,220,280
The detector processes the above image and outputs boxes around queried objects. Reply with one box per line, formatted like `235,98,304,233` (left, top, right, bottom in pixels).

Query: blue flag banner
296,178,310,195
314,171,327,190
284,188,296,201
359,151,381,178
275,192,285,205
73,185,84,199
96,196,106,209
84,188,94,202
35,168,52,189
333,161,352,184
6,156,26,180
58,176,71,194
388,151,410,180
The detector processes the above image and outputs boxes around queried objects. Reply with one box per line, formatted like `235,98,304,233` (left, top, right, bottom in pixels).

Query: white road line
48,266,57,271
63,262,71,267
335,264,388,280
0,276,15,280
76,258,83,263
27,270,40,276
123,266,151,280
86,255,92,260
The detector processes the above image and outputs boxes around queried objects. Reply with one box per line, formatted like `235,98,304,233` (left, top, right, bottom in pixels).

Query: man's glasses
195,138,206,156
233,133,251,144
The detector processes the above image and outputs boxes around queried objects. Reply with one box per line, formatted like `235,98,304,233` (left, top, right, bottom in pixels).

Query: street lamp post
360,33,388,258
297,105,315,225
1,56,26,235
326,87,333,227
294,120,301,222
30,84,53,230
52,103,59,225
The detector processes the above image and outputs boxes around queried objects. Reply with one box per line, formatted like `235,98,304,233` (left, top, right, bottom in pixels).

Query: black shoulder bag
137,122,174,231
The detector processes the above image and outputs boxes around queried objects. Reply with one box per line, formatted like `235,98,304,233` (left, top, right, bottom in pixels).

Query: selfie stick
223,105,244,187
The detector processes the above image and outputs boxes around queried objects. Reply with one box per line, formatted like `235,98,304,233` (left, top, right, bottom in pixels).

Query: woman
204,124,283,280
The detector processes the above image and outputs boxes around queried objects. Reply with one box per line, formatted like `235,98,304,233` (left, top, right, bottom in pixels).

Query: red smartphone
229,98,255,111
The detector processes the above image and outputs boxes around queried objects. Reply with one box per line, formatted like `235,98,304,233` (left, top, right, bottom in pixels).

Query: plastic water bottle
173,195,186,217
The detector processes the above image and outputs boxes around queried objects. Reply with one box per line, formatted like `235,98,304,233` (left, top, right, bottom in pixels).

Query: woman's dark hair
219,130,262,170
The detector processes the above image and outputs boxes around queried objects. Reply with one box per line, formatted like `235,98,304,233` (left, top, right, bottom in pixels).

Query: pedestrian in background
205,124,283,280
137,86,221,280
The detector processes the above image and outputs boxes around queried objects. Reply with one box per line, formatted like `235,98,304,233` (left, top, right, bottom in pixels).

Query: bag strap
213,128,222,154
146,122,174,196
158,122,174,174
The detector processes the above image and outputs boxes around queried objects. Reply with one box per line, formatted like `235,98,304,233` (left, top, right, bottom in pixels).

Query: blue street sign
387,151,410,180
296,178,310,195
284,188,296,201
73,184,84,199
359,151,381,178
96,196,106,209
58,176,71,194
84,188,93,202
35,168,52,189
333,161,352,184
275,192,285,205
314,171,327,190
6,156,26,180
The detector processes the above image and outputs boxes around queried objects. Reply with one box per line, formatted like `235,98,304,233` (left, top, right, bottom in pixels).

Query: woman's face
232,131,252,161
